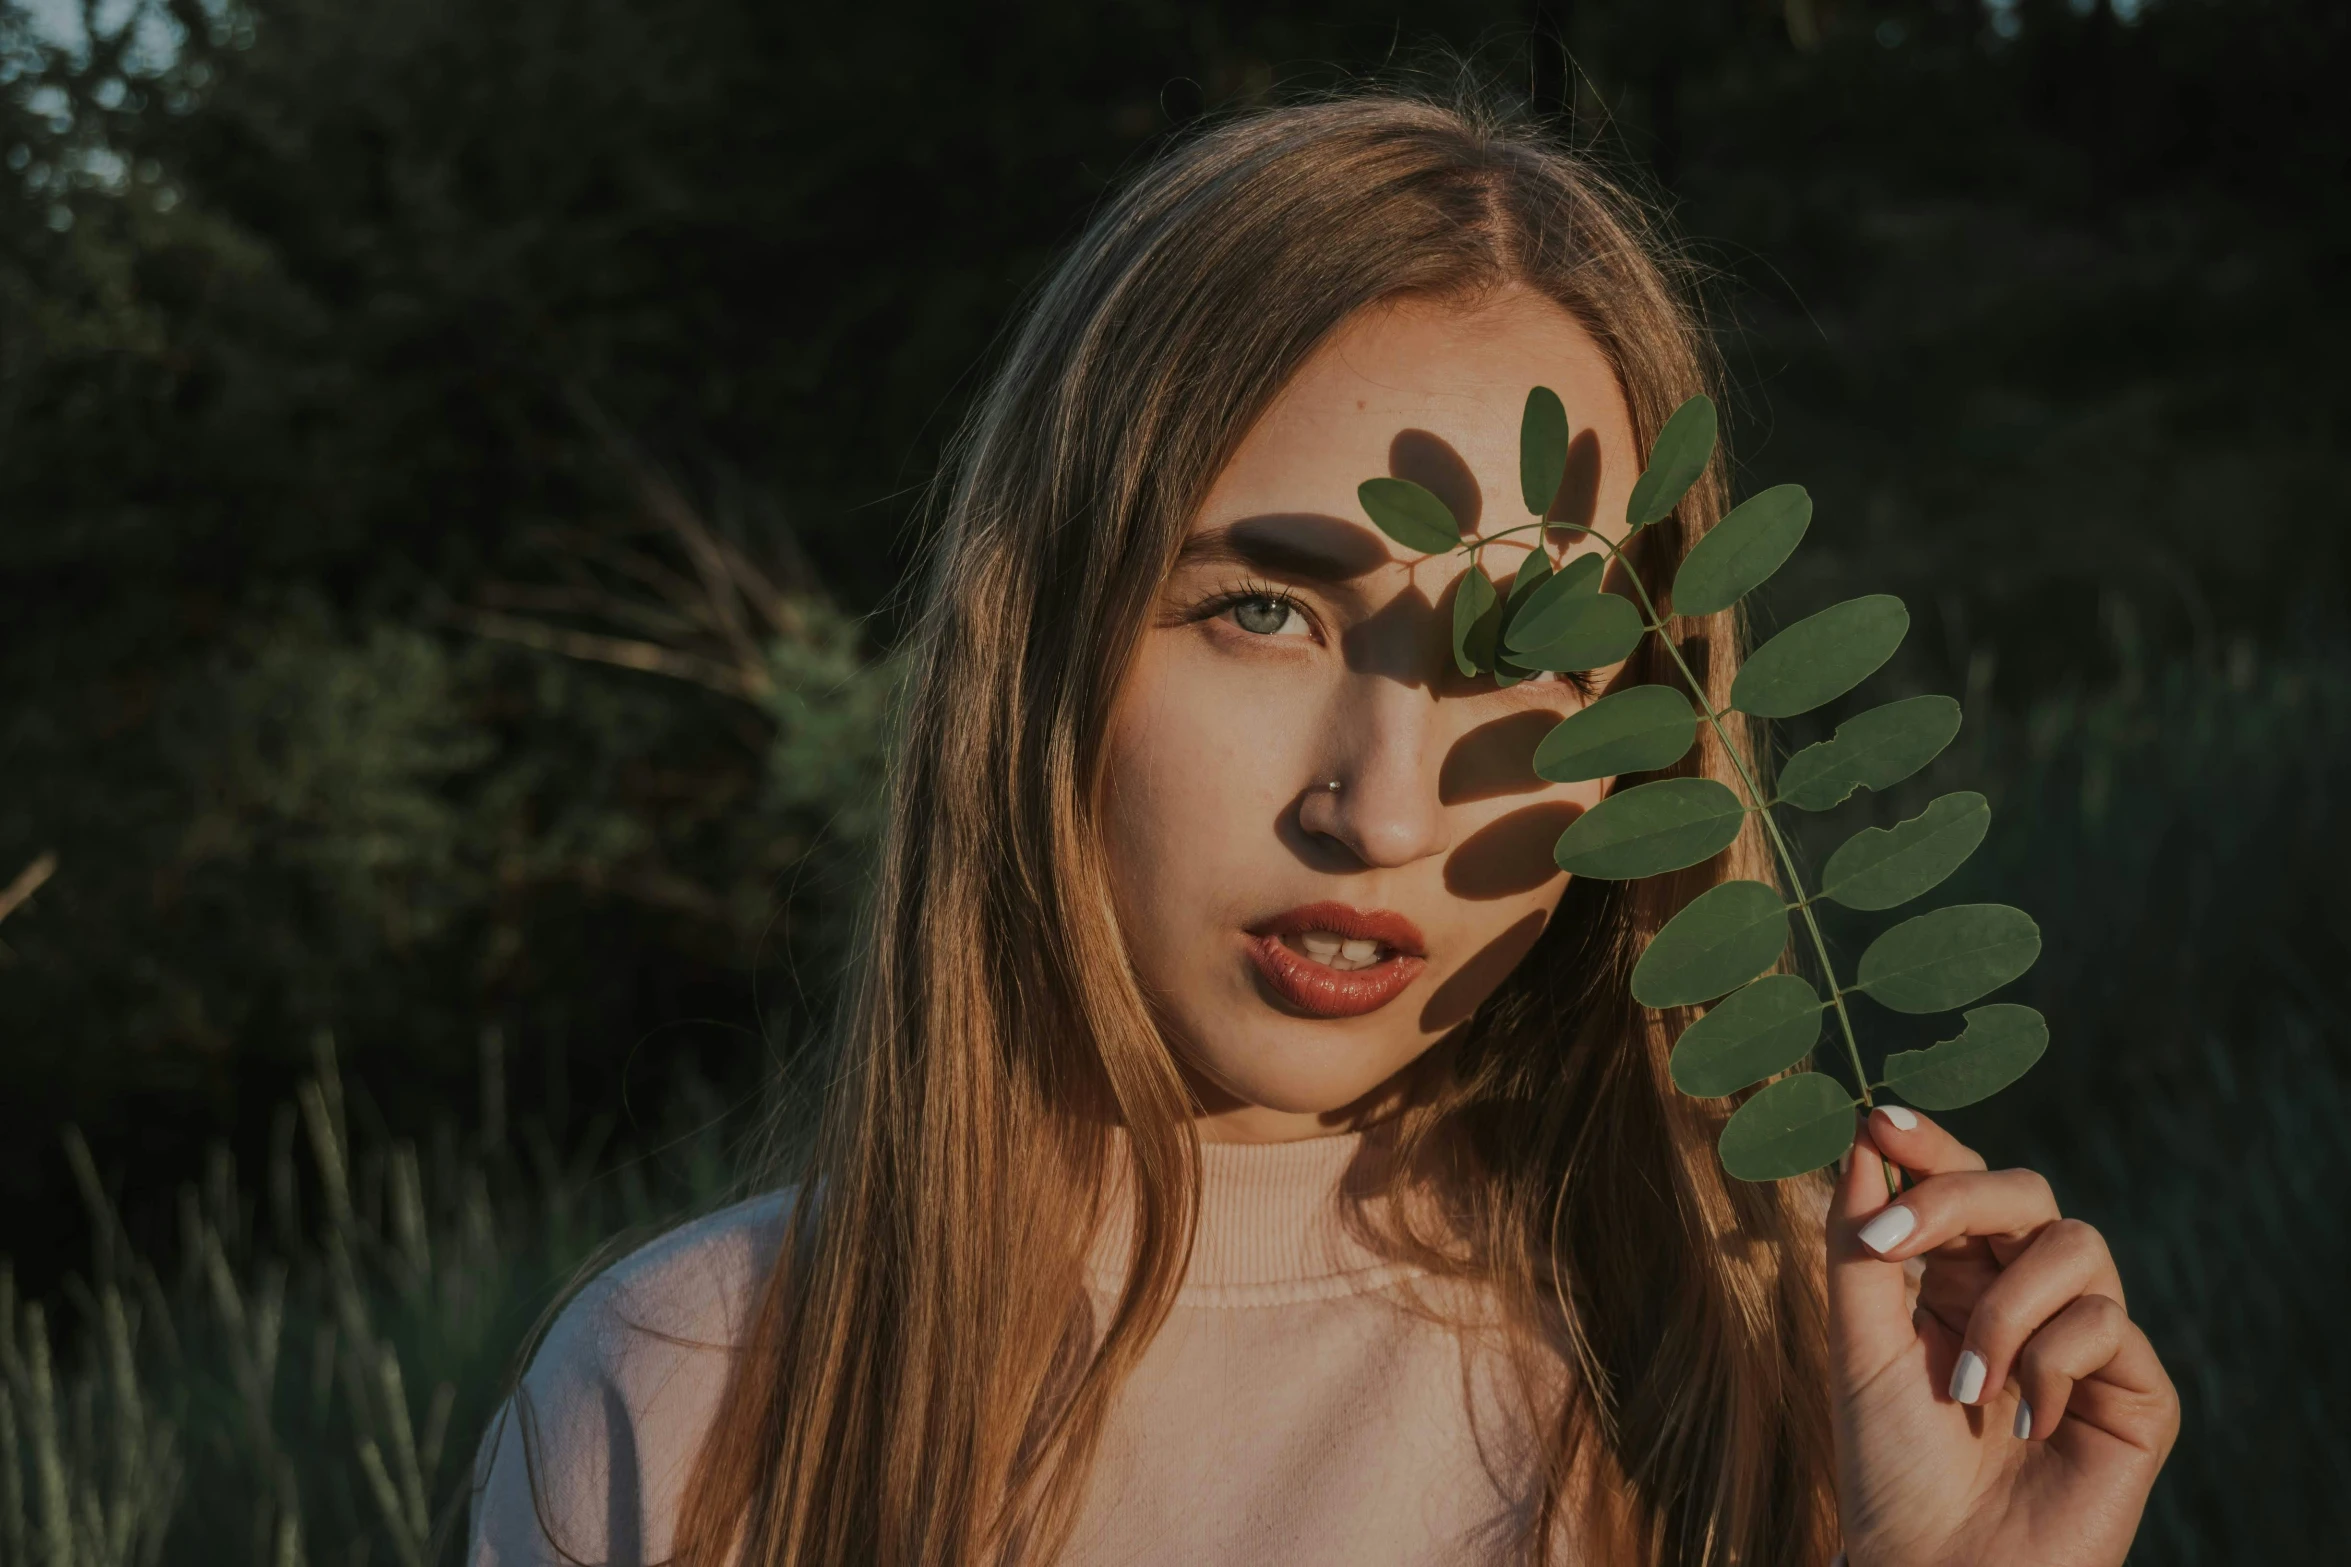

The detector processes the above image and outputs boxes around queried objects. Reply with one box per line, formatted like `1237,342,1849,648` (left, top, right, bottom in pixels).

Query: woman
469,93,2178,1567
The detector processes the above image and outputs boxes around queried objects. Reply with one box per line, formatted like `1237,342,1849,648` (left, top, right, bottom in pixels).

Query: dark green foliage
1360,477,1461,554
1856,903,2042,1015
1504,551,1606,650
1776,697,1964,812
4,0,2349,1556
1381,386,2046,1179
1506,591,1645,672
1717,1073,1857,1183
1671,484,1810,618
1730,594,1910,719
1623,394,1716,528
1668,974,1823,1098
1492,548,1555,690
1531,685,1696,784
1450,562,1498,678
1883,1004,2049,1110
1632,879,1788,1009
1518,386,1569,518
1820,791,1990,910
1551,777,1746,879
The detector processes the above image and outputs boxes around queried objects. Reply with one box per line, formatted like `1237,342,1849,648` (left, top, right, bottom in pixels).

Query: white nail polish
2013,1396,2033,1440
1876,1104,1919,1132
1951,1349,1988,1404
1856,1204,1916,1255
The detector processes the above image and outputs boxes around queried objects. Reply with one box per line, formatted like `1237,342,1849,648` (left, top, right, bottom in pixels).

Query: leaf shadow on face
1339,581,1441,689
1545,428,1603,532
1419,906,1550,1033
1390,427,1481,534
1215,512,1394,581
1438,710,1558,805
1443,800,1582,901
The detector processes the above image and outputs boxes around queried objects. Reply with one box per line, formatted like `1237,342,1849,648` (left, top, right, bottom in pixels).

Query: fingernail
1875,1104,1918,1132
1856,1204,1916,1255
2012,1396,2033,1440
1950,1349,1988,1404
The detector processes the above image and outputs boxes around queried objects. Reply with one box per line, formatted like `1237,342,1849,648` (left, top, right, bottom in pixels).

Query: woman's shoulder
540,1186,793,1382
468,1189,794,1566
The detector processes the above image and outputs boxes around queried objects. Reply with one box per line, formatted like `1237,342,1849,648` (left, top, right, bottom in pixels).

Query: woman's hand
1827,1106,2180,1567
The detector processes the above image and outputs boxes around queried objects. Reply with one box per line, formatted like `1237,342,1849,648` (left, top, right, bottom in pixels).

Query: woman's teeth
1290,932,1387,970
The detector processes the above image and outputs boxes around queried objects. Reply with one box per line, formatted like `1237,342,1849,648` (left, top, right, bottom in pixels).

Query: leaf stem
1459,521,1553,553
1558,522,1875,1112
1456,520,1570,578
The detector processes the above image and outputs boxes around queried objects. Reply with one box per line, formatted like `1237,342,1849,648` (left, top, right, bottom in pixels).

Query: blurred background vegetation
1,0,2343,1561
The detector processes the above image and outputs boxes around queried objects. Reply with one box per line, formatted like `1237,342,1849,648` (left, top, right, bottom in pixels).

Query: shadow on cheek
1419,908,1550,1033
1443,800,1582,901
1439,710,1557,805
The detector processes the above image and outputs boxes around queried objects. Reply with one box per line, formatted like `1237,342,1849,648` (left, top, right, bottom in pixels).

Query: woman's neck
1182,1037,1454,1143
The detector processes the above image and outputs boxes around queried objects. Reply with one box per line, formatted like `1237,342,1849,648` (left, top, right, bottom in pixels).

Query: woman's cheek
1440,796,1586,903
1101,636,1319,920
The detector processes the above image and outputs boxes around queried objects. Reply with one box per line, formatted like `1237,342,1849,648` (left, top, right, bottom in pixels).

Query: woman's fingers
1827,1115,1977,1374
1828,1104,2176,1456
2011,1294,2177,1456
1944,1216,2122,1411
1850,1165,2070,1269
1859,1103,1987,1178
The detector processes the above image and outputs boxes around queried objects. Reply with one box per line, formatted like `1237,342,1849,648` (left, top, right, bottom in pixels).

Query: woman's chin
1177,1023,1428,1127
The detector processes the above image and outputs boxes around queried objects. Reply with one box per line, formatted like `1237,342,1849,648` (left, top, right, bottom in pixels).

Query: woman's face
1101,285,1643,1141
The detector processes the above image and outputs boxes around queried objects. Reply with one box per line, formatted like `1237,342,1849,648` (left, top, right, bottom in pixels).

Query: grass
0,1031,743,1567
4,648,2348,1565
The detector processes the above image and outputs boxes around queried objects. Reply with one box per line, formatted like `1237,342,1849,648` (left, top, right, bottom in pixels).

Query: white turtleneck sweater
468,1133,1562,1565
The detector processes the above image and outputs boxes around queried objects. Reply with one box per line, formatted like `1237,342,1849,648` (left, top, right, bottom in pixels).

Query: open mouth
1281,930,1395,971
1244,902,1428,1019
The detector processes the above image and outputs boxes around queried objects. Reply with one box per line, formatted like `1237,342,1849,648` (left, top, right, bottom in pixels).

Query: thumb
1826,1125,1917,1377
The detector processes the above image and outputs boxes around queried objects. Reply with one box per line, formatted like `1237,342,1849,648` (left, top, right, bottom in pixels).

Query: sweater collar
1084,1130,1425,1305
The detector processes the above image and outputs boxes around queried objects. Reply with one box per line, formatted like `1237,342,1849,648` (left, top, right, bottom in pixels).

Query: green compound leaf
1520,386,1569,517
1820,791,1992,911
1452,563,1500,678
1626,395,1718,529
1882,1004,2050,1110
1670,974,1825,1097
1494,549,1555,689
1502,545,1555,615
1532,685,1696,783
1777,695,1964,812
1856,903,2042,1014
1718,1072,1857,1182
1358,477,1460,554
1505,551,1604,650
1672,484,1811,617
1730,594,1910,719
1632,879,1789,1008
1510,593,1646,673
1554,777,1746,880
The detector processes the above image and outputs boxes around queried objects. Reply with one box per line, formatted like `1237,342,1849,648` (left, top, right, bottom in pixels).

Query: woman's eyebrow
1175,512,1393,582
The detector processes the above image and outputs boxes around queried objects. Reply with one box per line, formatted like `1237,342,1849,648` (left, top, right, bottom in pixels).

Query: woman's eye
1229,595,1306,636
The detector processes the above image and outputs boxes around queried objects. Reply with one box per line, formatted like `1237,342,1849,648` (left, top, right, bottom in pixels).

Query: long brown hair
671,90,1836,1567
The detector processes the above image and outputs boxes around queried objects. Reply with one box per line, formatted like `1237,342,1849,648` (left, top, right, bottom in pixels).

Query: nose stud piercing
1324,779,1343,792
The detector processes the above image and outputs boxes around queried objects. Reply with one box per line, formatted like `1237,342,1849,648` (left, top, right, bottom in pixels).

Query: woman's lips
1244,901,1429,1019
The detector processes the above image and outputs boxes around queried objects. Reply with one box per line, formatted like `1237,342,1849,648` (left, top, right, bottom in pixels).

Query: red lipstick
1244,901,1429,1019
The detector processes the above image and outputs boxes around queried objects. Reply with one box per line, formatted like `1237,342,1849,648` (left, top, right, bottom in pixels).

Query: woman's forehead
1189,287,1636,544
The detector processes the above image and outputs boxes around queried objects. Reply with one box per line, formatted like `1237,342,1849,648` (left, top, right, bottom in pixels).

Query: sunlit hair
667,90,1836,1567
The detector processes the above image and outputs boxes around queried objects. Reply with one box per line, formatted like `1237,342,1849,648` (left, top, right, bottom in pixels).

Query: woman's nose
1298,686,1449,869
